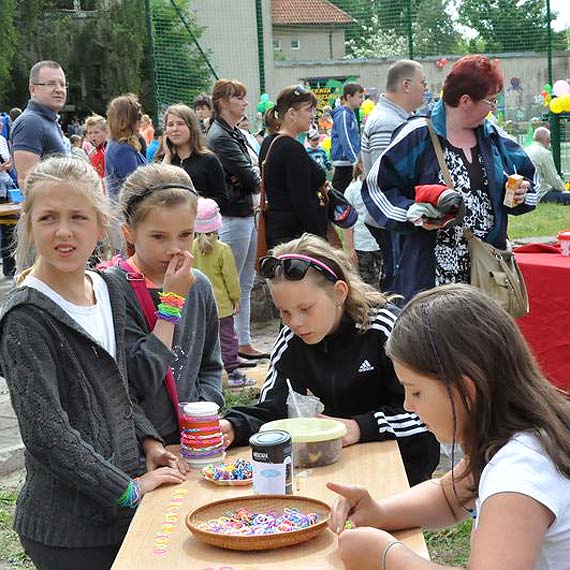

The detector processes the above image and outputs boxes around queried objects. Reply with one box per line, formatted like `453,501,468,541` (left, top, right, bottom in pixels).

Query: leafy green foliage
0,0,210,117
150,0,214,111
0,0,18,105
458,0,567,52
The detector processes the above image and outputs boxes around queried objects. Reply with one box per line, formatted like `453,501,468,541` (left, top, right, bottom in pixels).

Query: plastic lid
249,430,291,448
557,230,570,240
183,401,219,416
259,418,347,443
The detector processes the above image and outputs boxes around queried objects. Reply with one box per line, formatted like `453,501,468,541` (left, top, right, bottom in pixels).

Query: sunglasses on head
293,84,308,97
258,254,339,283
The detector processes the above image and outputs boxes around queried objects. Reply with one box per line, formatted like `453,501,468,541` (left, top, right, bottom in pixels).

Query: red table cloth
515,248,570,391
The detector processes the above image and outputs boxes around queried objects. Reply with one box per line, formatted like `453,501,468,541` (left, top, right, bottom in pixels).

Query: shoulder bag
254,134,287,271
426,119,529,318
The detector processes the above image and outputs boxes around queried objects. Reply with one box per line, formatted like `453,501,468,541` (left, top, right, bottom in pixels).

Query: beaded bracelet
117,478,142,509
156,291,186,323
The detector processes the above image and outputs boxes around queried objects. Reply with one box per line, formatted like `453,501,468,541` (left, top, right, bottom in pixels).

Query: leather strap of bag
427,119,477,246
426,119,454,190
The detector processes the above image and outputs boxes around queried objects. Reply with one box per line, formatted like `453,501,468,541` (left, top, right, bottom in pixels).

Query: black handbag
319,182,358,229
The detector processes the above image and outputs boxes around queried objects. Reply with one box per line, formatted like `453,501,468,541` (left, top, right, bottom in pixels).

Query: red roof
272,0,355,26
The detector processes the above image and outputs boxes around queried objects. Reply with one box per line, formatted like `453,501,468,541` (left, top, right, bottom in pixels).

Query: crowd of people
0,54,569,570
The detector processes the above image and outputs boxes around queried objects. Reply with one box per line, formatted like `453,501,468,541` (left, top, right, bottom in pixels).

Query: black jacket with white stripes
224,304,440,485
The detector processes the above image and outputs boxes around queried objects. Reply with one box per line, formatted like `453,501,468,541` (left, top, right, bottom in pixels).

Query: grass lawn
508,202,570,239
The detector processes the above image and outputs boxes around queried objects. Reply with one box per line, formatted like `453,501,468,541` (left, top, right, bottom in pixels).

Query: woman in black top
159,104,227,208
260,85,327,248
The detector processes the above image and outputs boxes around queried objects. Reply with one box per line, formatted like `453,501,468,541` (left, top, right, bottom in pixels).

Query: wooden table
112,441,428,570
0,202,21,225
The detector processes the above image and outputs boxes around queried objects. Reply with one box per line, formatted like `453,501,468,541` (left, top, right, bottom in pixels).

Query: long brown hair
385,283,570,504
106,94,142,151
156,104,209,161
270,234,390,330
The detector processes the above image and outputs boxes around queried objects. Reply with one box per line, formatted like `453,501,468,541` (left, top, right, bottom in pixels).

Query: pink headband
277,254,339,281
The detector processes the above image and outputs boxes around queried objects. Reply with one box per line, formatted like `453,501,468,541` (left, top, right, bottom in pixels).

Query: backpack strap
118,259,181,429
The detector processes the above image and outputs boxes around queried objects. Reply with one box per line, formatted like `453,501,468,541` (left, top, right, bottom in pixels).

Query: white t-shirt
475,432,570,570
22,271,116,358
344,179,379,252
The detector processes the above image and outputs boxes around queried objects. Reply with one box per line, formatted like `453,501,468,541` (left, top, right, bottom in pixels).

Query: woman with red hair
363,55,537,303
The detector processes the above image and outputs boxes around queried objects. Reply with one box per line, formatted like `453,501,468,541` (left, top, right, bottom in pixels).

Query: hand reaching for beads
327,482,385,534
162,251,195,298
220,419,236,448
138,466,186,497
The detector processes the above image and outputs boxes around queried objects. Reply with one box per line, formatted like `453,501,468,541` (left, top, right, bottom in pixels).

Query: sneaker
235,357,257,369
227,370,257,388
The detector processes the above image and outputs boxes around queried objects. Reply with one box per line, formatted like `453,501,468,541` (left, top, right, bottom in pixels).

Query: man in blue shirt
11,60,68,190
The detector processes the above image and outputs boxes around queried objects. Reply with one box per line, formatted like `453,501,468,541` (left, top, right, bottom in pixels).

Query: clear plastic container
259,418,347,468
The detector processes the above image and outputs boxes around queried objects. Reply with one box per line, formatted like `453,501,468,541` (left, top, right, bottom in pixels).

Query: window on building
291,40,301,50
273,39,281,51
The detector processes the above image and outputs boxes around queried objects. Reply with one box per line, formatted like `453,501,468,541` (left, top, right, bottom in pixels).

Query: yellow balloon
550,98,563,113
561,95,570,113
361,99,375,116
321,136,331,153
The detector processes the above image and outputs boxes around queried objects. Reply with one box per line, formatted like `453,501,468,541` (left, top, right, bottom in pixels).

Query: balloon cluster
256,93,275,114
359,99,375,124
543,80,570,114
435,57,449,69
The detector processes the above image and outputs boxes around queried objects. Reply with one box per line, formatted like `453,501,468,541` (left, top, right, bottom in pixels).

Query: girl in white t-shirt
328,283,570,570
1,157,184,570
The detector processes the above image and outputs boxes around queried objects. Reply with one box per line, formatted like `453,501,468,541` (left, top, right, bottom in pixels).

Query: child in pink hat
192,198,256,388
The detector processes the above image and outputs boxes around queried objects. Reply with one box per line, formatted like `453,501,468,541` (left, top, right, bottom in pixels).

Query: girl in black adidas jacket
222,234,439,486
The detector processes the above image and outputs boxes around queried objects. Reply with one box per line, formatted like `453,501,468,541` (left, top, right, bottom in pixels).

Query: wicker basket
186,495,331,551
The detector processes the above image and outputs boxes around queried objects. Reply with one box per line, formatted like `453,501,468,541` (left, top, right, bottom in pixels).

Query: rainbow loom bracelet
117,478,142,509
156,292,186,323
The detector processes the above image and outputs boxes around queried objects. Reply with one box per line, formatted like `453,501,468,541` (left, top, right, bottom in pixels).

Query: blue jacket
331,105,360,166
363,99,538,302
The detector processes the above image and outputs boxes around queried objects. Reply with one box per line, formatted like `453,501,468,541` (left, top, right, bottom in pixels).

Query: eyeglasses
482,97,498,108
33,82,67,89
258,254,339,283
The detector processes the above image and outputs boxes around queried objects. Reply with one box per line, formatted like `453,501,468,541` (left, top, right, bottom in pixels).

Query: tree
0,0,17,106
334,0,462,59
458,0,566,53
413,0,463,57
345,15,407,58
149,0,214,111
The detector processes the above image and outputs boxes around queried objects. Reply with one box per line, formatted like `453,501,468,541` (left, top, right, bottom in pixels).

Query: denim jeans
219,215,256,345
